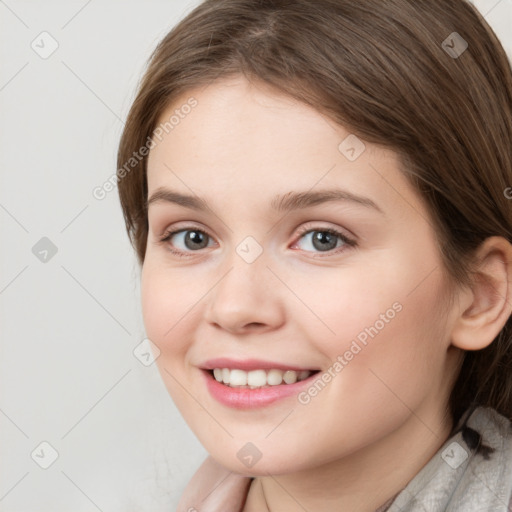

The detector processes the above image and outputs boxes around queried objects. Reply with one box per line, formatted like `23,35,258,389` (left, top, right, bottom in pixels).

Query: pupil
313,231,336,251
186,230,207,249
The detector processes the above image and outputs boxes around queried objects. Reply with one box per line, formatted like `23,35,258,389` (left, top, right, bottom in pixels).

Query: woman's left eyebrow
270,188,384,214
146,186,384,215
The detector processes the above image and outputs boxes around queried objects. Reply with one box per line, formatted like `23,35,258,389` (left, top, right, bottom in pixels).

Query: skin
141,75,512,511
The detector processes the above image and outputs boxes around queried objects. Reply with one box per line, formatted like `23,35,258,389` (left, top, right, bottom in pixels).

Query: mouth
201,367,322,409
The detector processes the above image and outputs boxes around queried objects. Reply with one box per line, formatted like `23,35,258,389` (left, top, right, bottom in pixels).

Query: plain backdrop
1,1,511,511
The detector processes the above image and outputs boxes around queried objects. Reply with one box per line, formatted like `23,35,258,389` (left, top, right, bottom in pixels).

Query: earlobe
450,236,512,351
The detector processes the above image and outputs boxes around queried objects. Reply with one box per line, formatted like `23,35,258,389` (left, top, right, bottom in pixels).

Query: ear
451,236,512,351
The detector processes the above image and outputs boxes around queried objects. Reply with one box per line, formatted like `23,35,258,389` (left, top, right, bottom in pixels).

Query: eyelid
157,220,213,240
293,221,356,243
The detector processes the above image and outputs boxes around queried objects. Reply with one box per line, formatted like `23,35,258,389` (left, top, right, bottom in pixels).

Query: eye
291,224,356,256
157,224,357,258
158,227,215,257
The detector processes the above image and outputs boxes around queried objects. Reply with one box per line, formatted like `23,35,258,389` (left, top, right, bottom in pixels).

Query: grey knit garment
384,406,512,511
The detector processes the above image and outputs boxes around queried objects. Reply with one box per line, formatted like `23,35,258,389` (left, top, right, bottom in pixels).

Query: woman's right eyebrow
146,186,384,216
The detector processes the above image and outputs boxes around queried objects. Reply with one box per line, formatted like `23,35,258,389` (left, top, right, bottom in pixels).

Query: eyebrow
147,187,384,214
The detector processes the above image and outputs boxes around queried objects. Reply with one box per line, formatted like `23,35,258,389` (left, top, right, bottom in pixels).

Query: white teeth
211,368,313,388
229,369,247,386
247,369,267,387
283,370,297,384
267,369,283,385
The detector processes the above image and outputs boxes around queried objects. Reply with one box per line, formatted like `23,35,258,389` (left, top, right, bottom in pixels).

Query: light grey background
1,1,511,511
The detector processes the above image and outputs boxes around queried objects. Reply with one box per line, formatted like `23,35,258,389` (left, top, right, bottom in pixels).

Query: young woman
117,0,512,510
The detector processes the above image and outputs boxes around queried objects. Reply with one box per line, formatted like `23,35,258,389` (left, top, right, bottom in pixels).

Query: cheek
311,254,449,397
284,271,450,463
329,270,448,411
140,261,206,416
300,261,406,356
140,261,201,357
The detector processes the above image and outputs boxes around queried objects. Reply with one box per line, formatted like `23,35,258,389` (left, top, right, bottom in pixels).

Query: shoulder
459,407,512,510
388,406,512,511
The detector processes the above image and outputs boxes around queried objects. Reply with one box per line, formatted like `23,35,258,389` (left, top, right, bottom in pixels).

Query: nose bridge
204,235,284,331
218,235,270,297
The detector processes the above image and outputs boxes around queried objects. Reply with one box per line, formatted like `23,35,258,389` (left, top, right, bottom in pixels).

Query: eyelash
157,224,357,258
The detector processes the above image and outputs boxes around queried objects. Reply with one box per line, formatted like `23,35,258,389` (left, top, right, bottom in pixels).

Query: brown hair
117,0,512,426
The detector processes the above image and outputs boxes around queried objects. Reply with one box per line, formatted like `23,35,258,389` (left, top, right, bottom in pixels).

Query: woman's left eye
158,225,356,258
291,225,356,256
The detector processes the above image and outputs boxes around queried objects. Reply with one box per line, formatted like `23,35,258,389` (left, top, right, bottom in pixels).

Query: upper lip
199,358,320,372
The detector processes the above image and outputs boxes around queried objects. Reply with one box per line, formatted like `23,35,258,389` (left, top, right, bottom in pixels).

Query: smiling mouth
206,368,321,389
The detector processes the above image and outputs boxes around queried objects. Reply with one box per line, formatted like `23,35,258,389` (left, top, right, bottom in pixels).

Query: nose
203,250,286,334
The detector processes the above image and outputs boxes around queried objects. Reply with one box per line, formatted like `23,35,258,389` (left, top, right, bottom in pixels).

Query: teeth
298,370,310,381
247,369,266,387
283,370,297,384
230,369,248,386
211,368,313,388
267,369,283,386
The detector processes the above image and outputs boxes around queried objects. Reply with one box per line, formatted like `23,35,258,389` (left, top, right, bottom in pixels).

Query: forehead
151,76,338,163
146,76,425,221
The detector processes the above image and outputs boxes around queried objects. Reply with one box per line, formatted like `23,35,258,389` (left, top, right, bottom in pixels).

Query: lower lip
201,370,319,409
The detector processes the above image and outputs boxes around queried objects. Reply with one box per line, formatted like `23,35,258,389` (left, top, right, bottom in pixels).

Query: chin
205,445,309,477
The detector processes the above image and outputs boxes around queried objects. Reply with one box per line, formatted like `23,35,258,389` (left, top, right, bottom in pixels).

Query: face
142,75,462,476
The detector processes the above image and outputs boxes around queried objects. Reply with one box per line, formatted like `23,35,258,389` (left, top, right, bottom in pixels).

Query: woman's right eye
158,228,215,257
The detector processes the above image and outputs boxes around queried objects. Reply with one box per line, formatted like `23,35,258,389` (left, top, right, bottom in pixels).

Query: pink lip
200,369,320,409
200,357,318,372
